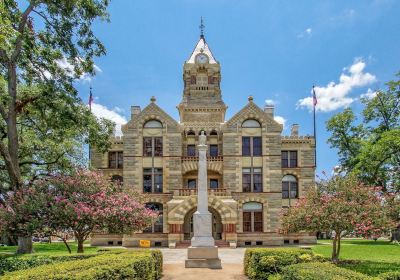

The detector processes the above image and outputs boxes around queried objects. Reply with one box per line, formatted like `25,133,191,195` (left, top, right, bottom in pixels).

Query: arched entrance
183,207,222,240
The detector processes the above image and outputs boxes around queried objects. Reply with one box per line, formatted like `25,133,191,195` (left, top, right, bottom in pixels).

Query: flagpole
312,85,317,168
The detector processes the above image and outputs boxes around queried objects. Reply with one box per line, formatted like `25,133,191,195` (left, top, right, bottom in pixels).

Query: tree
0,1,113,253
326,73,400,190
281,175,394,263
39,169,157,253
0,186,48,253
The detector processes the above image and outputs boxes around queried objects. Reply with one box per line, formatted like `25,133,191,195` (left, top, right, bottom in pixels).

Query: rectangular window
187,179,197,189
187,145,196,156
281,151,298,168
242,137,251,156
252,137,262,156
242,168,262,192
209,145,218,157
210,179,218,189
191,75,196,84
253,168,262,193
108,151,123,169
253,212,263,232
282,181,289,199
143,137,163,157
243,212,252,232
143,138,153,157
143,168,163,193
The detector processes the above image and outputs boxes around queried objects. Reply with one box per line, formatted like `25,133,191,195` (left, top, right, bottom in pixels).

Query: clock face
196,54,209,64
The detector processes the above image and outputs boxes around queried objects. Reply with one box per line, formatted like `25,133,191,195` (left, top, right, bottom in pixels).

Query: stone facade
90,34,316,248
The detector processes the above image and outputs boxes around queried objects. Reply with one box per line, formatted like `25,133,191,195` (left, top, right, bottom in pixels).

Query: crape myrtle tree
0,169,158,254
281,175,395,263
0,0,113,253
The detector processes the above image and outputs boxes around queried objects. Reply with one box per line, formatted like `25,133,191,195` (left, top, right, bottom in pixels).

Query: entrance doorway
183,207,222,240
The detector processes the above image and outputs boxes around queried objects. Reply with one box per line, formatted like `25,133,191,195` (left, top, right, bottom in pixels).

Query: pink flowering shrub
281,174,395,263
0,168,157,253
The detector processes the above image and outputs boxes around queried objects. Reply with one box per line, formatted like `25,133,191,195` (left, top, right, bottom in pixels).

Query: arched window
144,120,163,128
242,119,261,128
282,175,298,199
187,130,196,136
243,202,263,232
111,175,123,183
144,203,163,233
210,130,218,136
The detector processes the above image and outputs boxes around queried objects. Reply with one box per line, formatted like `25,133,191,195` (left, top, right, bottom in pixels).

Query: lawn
311,238,400,276
0,241,103,256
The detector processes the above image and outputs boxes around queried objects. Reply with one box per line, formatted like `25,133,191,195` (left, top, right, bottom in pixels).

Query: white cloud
91,102,127,136
265,99,275,106
360,88,377,99
297,59,376,112
41,57,102,82
274,115,286,128
297,27,312,38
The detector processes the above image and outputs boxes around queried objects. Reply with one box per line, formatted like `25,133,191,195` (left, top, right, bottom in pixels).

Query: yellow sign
139,240,151,248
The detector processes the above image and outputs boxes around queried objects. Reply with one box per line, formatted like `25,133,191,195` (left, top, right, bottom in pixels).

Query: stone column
191,131,214,247
185,132,221,269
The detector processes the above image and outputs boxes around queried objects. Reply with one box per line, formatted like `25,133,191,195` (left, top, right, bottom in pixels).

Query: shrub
379,271,400,280
280,262,374,280
1,250,163,280
0,254,97,275
244,248,322,280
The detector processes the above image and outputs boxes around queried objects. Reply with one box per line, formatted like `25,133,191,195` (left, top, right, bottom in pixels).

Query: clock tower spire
177,21,226,125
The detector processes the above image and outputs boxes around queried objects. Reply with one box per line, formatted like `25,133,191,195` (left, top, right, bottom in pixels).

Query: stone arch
168,196,237,224
139,115,167,130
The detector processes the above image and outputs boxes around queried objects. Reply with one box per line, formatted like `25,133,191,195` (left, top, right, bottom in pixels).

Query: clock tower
177,26,227,125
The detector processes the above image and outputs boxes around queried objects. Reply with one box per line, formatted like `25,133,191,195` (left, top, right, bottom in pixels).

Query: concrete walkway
159,248,248,280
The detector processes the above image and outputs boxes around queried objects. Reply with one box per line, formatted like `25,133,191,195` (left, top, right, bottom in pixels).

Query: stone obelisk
185,131,222,269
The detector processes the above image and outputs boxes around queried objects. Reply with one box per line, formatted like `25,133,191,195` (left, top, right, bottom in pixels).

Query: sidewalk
160,248,248,280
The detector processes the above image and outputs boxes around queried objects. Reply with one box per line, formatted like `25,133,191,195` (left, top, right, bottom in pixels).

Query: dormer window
144,120,163,128
242,119,261,128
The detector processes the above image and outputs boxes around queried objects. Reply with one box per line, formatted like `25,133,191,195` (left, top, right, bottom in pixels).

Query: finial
199,17,205,38
248,95,254,102
150,96,156,103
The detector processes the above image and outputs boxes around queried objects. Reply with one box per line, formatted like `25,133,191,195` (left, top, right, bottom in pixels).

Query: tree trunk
331,235,338,263
62,238,71,254
336,235,342,260
16,236,33,254
77,237,84,253
391,228,400,242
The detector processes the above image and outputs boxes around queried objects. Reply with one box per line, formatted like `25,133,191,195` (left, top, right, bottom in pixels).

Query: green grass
0,241,105,256
311,239,400,276
312,239,400,262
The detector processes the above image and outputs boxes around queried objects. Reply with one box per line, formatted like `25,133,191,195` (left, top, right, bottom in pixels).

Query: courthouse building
90,32,316,248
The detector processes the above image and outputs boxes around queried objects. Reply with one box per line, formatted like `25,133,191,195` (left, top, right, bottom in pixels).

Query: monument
185,132,222,269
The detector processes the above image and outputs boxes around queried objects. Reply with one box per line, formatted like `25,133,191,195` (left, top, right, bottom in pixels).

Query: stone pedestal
185,246,222,269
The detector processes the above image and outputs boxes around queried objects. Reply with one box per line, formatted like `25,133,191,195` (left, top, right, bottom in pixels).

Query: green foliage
1,251,163,280
339,260,400,277
378,271,400,280
279,262,374,280
0,253,97,275
326,73,400,190
244,248,321,280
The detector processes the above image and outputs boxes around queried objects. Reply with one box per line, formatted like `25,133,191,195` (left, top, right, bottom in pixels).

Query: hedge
0,254,97,276
2,250,163,280
379,271,400,280
279,262,375,280
244,248,324,280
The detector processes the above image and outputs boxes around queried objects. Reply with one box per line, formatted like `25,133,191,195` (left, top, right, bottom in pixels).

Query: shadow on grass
339,260,400,276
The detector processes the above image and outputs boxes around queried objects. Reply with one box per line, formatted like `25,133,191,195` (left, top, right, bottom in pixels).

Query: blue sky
74,0,400,175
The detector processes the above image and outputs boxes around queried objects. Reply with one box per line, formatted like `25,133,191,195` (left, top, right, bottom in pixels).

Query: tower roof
187,36,218,64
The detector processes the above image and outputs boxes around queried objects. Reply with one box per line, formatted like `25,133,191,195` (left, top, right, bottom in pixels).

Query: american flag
89,86,93,112
312,86,318,107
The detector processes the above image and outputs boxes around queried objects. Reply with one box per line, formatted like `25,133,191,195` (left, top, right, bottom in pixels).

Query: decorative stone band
169,224,183,234
223,224,236,233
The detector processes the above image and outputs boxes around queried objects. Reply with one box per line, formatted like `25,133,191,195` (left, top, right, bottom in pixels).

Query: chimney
264,104,274,117
291,124,299,136
131,106,141,119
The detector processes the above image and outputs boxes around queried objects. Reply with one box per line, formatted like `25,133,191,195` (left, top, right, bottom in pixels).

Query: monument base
185,246,222,269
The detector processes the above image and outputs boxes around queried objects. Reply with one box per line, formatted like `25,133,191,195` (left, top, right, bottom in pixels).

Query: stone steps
176,240,230,248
